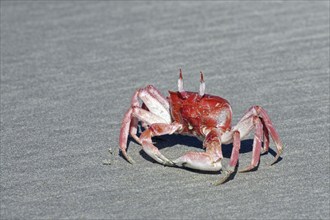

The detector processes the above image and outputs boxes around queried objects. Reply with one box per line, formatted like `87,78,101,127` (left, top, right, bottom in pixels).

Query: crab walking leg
129,117,141,145
261,120,270,154
119,108,135,163
239,117,263,172
128,90,142,144
131,87,172,141
225,106,283,165
138,88,171,124
229,131,241,168
118,89,141,163
145,85,170,111
131,85,171,140
214,130,241,185
140,103,149,129
256,107,283,165
139,123,182,166
119,106,170,163
173,128,223,171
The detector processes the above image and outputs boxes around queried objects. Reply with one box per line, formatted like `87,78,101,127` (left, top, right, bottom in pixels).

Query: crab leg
145,85,170,111
214,130,240,185
121,88,165,145
228,131,241,168
140,103,149,129
239,116,263,172
129,117,140,144
173,128,223,171
261,120,270,154
139,123,182,166
119,106,169,162
119,85,171,163
128,90,141,144
257,107,283,165
138,88,171,124
118,89,141,163
119,107,135,163
222,105,283,171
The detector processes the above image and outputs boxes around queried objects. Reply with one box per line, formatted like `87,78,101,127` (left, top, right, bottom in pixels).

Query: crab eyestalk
178,69,184,92
199,71,205,97
178,69,188,99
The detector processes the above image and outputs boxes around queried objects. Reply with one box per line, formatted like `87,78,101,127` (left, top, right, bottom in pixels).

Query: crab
119,70,283,184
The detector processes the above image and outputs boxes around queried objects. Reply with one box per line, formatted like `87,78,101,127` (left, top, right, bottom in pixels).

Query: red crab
119,69,283,184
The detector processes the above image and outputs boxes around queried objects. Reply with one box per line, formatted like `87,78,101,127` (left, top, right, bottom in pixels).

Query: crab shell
168,91,232,137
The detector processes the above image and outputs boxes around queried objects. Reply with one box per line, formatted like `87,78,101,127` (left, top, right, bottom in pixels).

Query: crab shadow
126,133,280,172
136,134,254,167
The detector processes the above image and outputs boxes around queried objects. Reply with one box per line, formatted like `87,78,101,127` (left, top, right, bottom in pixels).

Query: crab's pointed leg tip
213,177,228,186
238,165,256,173
213,170,233,186
165,161,175,166
126,156,135,164
120,150,135,164
200,71,204,82
268,148,283,166
261,148,268,155
154,154,175,167
268,156,281,166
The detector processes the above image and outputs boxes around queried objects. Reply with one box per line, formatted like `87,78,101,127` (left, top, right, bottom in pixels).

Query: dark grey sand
1,1,329,219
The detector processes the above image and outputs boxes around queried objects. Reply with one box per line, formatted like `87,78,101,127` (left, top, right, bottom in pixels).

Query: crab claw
173,152,222,171
142,142,175,166
140,122,182,166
